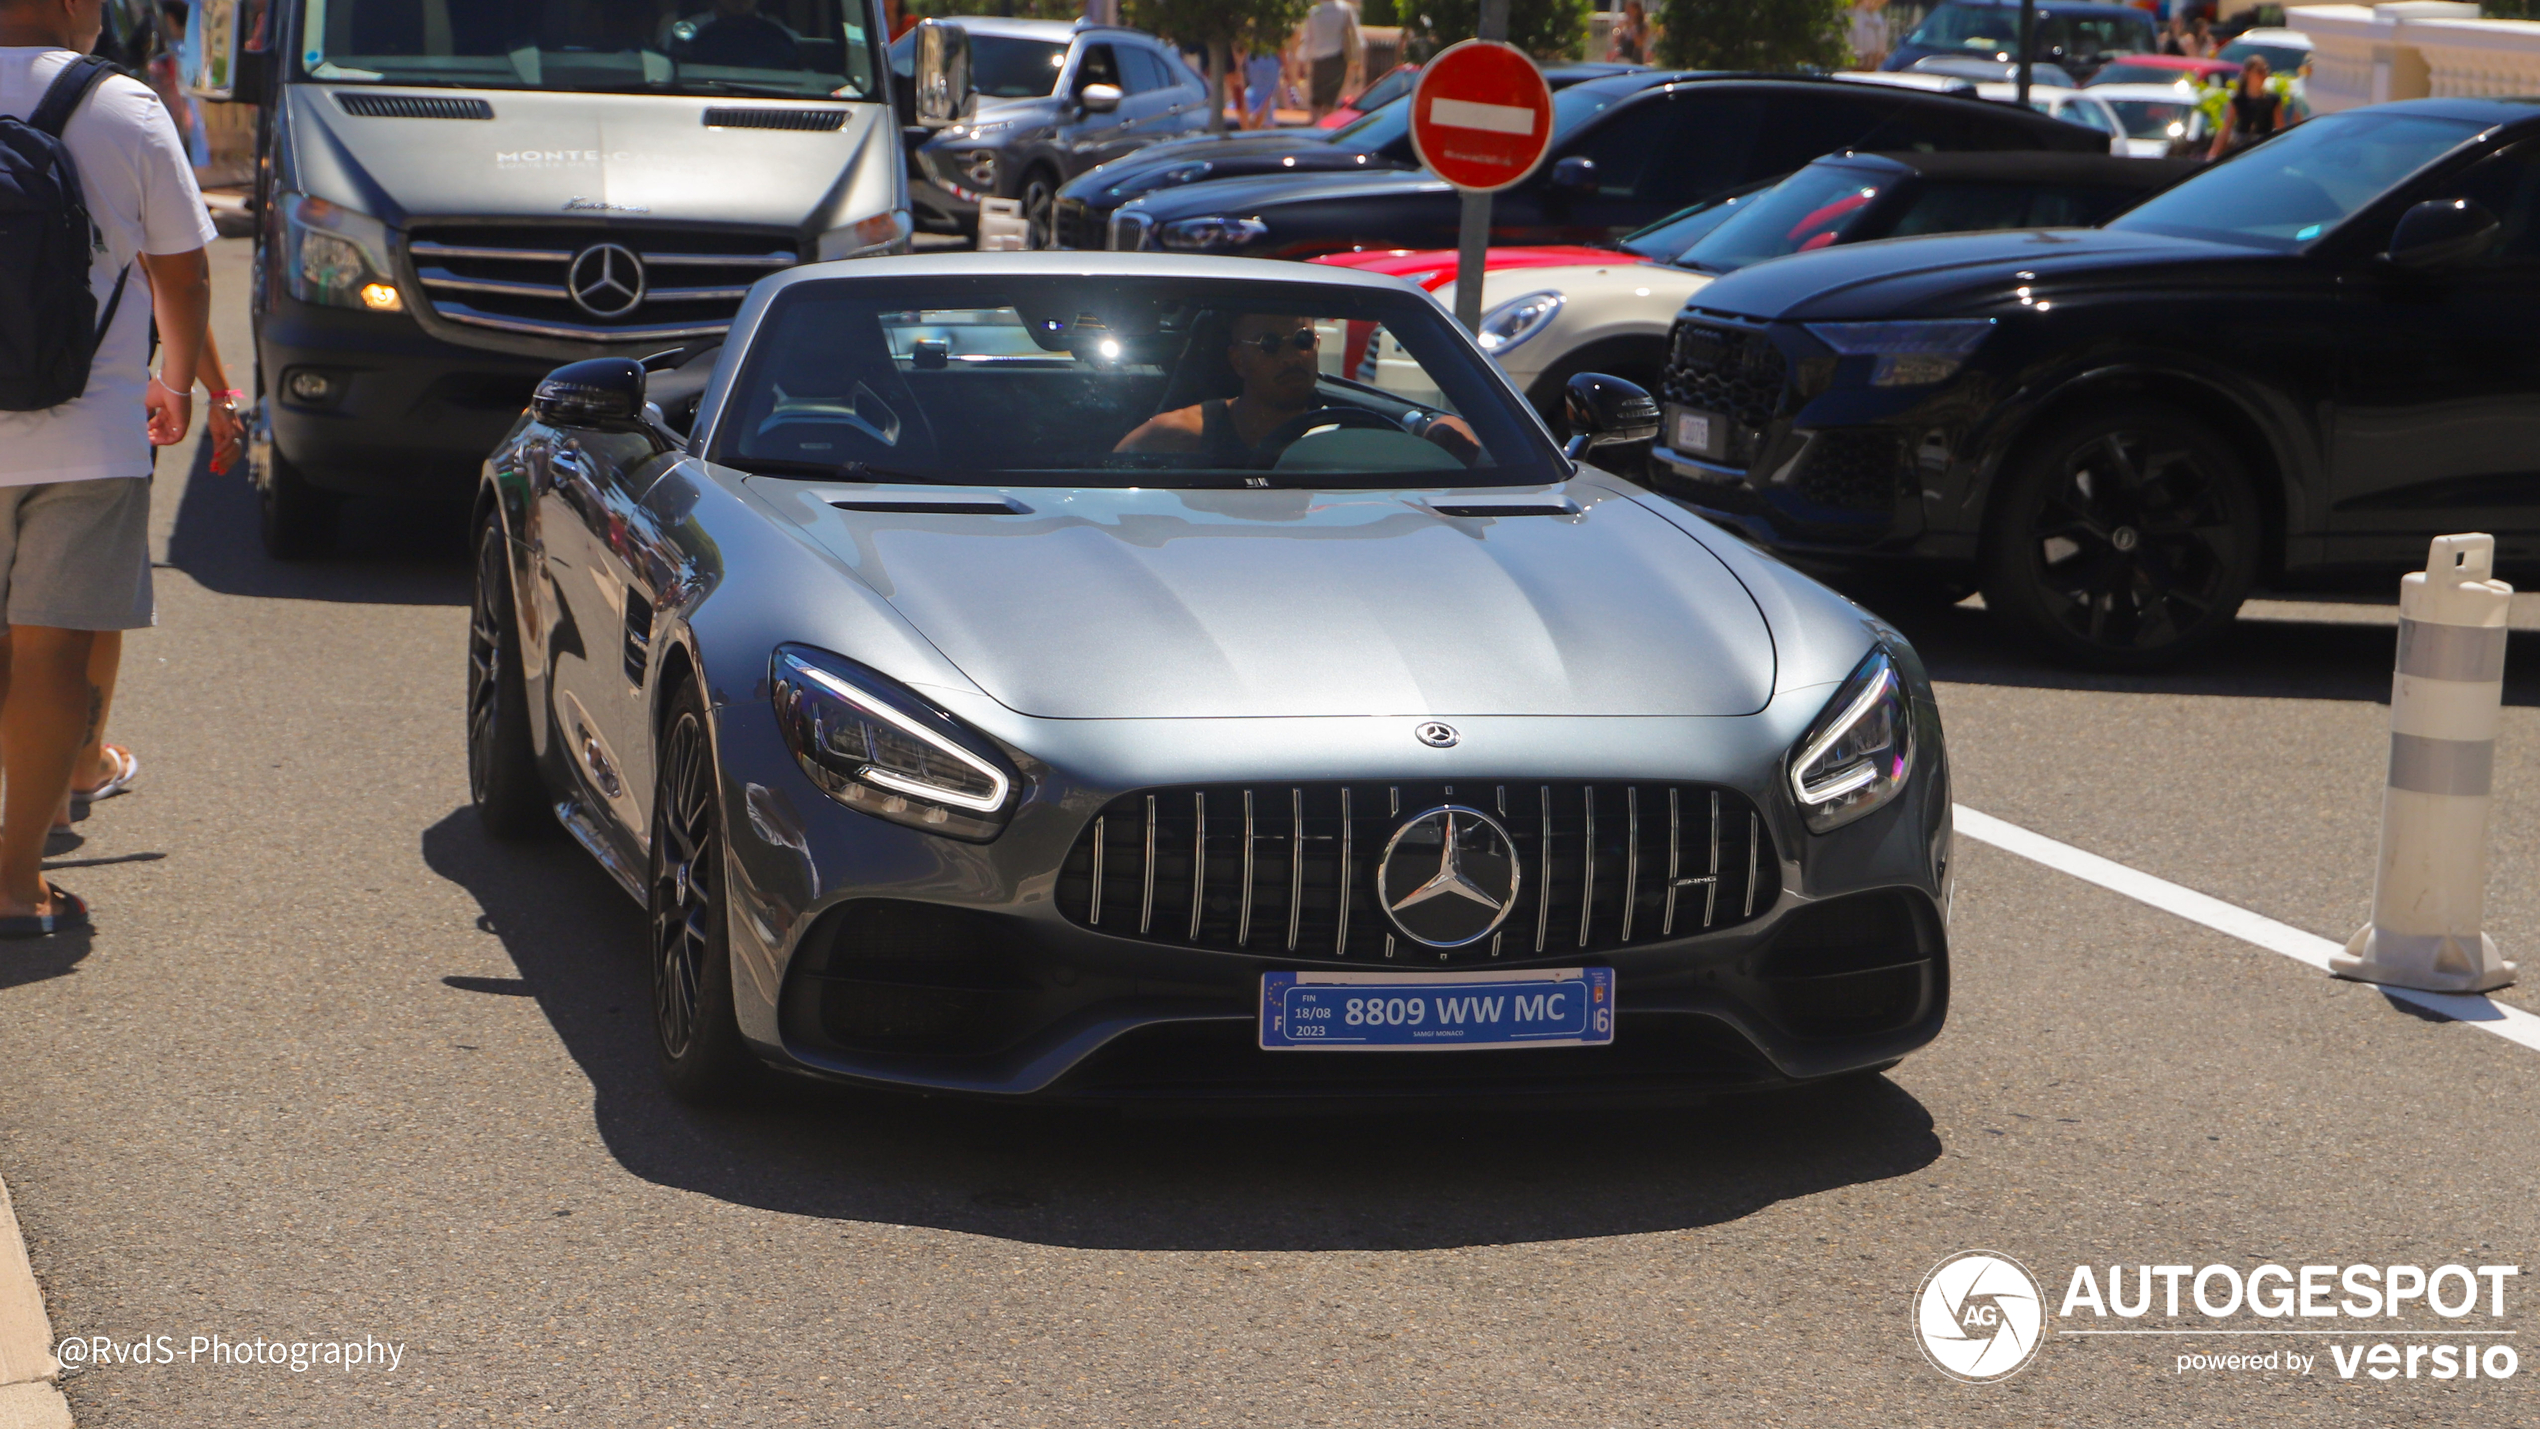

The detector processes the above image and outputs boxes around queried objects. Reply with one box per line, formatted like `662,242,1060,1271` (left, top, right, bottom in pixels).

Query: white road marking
1953,804,2540,1054
1426,96,1539,135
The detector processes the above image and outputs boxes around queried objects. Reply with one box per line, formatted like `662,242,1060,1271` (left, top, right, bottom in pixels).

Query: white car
2220,27,2312,77
1972,83,2141,156
2088,82,2215,158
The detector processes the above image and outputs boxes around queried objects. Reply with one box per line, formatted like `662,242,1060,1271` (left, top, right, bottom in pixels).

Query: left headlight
1805,319,1994,387
771,645,1017,842
279,192,402,313
1788,647,1915,834
1158,215,1269,251
1476,290,1563,355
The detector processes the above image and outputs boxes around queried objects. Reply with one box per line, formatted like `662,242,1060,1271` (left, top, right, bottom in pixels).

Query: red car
2084,54,2239,88
1311,243,1644,290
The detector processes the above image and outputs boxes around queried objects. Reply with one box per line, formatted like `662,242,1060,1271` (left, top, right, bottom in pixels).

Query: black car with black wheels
1649,99,2540,668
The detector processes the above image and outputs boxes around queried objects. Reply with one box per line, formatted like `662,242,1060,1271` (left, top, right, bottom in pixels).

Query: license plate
1671,408,1716,457
1259,968,1615,1051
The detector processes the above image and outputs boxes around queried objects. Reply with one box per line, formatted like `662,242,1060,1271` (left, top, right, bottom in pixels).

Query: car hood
1685,225,2261,321
1064,129,1379,197
1131,167,1452,220
744,478,1775,719
286,84,893,229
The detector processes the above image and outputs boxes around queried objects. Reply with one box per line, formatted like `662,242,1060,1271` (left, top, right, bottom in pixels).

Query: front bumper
715,699,1954,1105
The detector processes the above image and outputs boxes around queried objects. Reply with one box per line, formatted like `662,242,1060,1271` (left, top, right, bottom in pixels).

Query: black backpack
0,55,135,413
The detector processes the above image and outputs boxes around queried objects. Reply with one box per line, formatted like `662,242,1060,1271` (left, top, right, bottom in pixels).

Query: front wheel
1019,168,1059,250
252,412,339,560
1981,404,2261,669
466,515,552,839
651,680,757,1104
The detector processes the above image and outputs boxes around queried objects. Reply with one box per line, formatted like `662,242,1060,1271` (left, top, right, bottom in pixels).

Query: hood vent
703,108,849,131
334,93,494,120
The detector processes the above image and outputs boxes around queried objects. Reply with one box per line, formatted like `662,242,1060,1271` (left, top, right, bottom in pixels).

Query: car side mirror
2387,198,2499,271
533,358,646,427
1562,372,1660,460
1080,83,1123,115
1549,155,1597,194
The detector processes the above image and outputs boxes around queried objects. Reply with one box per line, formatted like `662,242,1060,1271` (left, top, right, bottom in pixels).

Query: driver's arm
1418,413,1481,464
1115,404,1206,453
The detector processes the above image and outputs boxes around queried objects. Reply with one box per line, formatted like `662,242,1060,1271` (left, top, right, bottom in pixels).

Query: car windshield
2089,60,2216,87
967,35,1070,99
300,0,877,97
2106,97,2197,139
1674,164,1892,272
1910,5,2154,56
1617,179,1775,260
1326,94,1412,150
2219,41,2310,73
1351,65,1416,114
2110,109,2483,250
714,275,1565,488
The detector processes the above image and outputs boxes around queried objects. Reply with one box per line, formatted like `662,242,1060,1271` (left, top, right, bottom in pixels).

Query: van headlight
771,646,1017,841
1806,319,1993,387
1788,647,1915,833
1476,290,1563,354
279,192,402,313
1158,215,1269,251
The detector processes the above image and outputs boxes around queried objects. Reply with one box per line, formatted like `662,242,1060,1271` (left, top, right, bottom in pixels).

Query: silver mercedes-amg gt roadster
467,252,1952,1105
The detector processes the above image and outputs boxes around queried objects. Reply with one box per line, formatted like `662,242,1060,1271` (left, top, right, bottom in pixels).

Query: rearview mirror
1562,372,1660,460
1080,83,1123,115
2387,198,2499,270
1549,155,1597,194
533,358,646,427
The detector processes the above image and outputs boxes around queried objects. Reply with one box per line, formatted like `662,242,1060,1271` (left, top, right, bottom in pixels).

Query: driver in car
1115,312,1477,465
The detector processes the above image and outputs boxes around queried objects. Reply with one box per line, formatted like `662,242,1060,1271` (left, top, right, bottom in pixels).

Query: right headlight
279,192,402,313
1788,647,1915,833
771,645,1018,842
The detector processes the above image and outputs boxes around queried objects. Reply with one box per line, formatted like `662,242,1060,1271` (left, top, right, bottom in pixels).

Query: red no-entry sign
1409,40,1554,194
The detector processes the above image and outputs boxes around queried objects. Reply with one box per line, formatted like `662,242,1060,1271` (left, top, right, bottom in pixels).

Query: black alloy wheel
1983,404,2260,669
466,516,552,838
1020,168,1059,250
650,681,756,1103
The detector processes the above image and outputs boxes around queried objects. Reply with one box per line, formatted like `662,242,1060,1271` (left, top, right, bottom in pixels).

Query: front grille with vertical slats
1055,782,1778,965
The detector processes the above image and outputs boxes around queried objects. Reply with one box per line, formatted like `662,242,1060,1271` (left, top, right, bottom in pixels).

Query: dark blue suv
1882,1,2157,85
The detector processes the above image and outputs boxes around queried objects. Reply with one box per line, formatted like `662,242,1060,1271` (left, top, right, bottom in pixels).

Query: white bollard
977,197,1031,252
2334,533,2518,993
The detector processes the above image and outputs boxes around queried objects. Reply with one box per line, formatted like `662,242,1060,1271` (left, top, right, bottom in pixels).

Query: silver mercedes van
188,0,906,556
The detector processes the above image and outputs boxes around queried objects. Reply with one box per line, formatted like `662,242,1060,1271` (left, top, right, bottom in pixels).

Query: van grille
1055,781,1778,966
703,107,849,130
404,224,798,343
334,93,493,120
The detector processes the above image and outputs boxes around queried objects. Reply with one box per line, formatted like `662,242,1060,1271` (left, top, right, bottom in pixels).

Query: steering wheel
1250,406,1401,464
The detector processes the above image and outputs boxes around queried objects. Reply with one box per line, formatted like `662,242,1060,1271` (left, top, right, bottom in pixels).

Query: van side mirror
533,358,646,427
1549,155,1597,194
1079,83,1124,115
2387,198,2499,270
1562,372,1660,460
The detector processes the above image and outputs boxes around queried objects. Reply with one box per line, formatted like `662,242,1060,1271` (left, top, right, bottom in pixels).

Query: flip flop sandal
69,746,139,814
0,888,87,939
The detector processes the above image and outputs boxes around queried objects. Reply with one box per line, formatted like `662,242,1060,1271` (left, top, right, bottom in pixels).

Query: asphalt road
0,237,2532,1426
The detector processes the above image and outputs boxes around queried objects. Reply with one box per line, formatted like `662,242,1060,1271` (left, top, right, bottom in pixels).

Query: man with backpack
0,0,214,937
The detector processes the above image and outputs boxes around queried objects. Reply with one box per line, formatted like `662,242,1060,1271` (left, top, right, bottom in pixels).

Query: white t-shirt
0,48,216,486
1303,1,1360,62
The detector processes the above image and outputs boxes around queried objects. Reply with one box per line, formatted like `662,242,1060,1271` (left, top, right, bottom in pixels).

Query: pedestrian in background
2185,13,2215,58
1613,0,1657,65
2209,53,2283,159
1842,0,1885,70
1240,38,1285,129
1299,0,1360,124
0,0,216,936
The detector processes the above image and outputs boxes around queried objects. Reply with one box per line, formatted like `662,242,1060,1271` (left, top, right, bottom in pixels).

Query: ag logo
1914,1250,2044,1383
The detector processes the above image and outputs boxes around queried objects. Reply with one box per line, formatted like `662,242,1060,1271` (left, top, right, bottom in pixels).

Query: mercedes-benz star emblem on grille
567,242,646,319
1415,721,1458,748
1376,806,1520,948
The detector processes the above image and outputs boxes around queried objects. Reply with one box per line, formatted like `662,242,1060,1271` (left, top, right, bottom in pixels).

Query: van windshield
300,0,879,99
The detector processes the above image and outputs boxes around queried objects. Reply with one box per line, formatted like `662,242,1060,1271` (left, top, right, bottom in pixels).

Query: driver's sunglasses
1238,329,1320,356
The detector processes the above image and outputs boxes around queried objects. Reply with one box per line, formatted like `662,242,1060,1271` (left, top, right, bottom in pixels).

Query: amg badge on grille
1377,807,1520,948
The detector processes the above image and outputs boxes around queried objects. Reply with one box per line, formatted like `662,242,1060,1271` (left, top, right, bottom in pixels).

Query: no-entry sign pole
1413,1,1548,334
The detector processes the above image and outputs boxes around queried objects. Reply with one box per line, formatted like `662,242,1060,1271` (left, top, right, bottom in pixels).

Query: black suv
1649,99,2540,667
1101,73,2110,260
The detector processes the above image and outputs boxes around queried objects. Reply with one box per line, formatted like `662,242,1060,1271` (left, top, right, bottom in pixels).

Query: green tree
1655,0,1848,71
1125,0,1311,130
1396,0,1593,60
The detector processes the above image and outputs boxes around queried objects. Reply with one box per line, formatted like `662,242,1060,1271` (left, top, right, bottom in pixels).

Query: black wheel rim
465,527,507,804
1022,180,1053,249
2026,430,2238,653
652,710,716,1062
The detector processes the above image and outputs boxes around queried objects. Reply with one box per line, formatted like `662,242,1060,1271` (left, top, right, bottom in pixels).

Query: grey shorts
0,477,154,631
1312,54,1347,108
